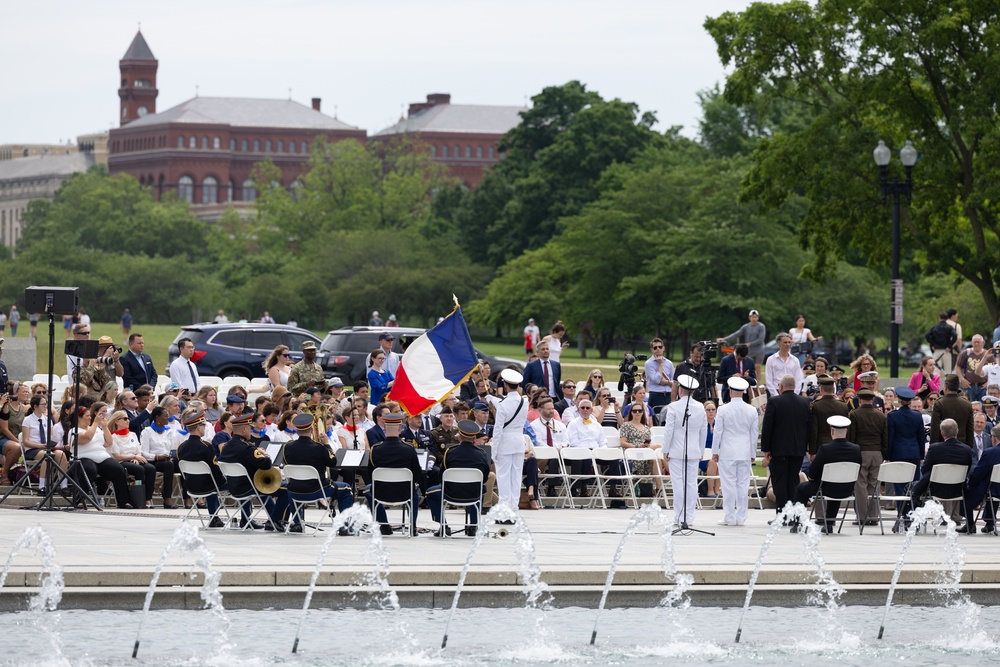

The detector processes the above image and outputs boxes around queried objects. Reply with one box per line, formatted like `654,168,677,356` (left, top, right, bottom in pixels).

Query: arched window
227,180,235,202
465,145,471,158
302,141,309,154
213,137,220,149
229,139,236,151
277,140,284,153
265,140,272,152
202,176,218,204
476,146,483,158
189,136,197,149
241,139,248,152
454,144,460,158
178,176,194,203
440,145,448,158
488,147,495,159
289,140,296,153
177,136,185,148
242,179,257,202
429,145,436,158
253,139,260,152
201,136,209,149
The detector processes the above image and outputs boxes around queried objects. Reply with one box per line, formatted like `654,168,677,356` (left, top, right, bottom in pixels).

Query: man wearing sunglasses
644,338,674,412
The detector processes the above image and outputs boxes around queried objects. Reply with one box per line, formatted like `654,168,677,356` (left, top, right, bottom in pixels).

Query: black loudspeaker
64,340,100,359
24,286,79,315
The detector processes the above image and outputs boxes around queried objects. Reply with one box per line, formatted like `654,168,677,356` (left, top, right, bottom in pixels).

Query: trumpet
253,467,282,494
493,527,509,539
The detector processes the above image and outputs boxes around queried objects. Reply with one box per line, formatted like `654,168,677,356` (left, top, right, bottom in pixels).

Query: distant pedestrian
0,310,7,336
214,310,228,324
28,312,38,338
386,314,398,328
523,318,540,360
8,306,19,337
369,311,383,326
718,309,767,368
260,311,275,324
287,319,298,328
77,307,89,329
926,311,959,375
120,308,133,339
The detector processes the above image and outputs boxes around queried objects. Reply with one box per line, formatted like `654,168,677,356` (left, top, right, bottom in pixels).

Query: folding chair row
533,446,668,510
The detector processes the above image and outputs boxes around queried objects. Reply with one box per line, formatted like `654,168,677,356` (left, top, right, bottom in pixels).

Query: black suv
319,326,523,384
168,323,322,379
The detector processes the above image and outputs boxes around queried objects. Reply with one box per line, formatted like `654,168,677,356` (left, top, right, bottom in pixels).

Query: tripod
672,386,714,537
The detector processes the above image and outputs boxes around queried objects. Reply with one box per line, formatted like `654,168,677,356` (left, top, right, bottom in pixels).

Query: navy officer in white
711,376,759,526
487,368,528,520
662,374,708,527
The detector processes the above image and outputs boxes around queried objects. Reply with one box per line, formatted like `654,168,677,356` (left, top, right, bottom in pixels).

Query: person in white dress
711,377,759,526
662,375,707,527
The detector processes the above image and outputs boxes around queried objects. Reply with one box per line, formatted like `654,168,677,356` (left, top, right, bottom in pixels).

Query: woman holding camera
73,403,134,509
789,315,817,364
907,355,940,403
593,388,623,427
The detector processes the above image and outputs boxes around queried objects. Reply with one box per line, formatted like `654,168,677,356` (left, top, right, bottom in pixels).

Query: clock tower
118,31,158,126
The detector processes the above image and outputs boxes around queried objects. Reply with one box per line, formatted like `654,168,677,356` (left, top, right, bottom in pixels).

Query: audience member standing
761,374,810,520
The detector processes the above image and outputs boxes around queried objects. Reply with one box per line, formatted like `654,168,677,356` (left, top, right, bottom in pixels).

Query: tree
705,0,1000,320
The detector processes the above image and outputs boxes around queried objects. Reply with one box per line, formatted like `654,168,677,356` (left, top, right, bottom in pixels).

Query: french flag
389,304,480,416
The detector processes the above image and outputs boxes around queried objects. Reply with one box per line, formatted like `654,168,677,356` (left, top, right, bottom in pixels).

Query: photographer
76,336,124,402
673,344,711,403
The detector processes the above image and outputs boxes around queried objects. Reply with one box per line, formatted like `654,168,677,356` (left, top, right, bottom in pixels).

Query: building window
265,140,272,152
429,145,436,158
178,136,185,148
289,140,296,153
229,139,236,151
242,179,257,202
241,139,248,152
440,145,448,158
476,146,483,158
227,180,235,202
202,177,218,204
454,144,460,158
201,136,209,149
302,141,309,154
189,136,196,149
178,176,194,203
489,147,495,159
465,146,471,158
253,139,260,152
213,136,220,149
277,140,284,153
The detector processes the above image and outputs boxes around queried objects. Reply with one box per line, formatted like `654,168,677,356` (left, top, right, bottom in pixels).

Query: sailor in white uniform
712,376,759,526
662,374,707,527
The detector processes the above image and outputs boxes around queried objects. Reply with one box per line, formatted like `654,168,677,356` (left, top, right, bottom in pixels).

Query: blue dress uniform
365,413,424,535
218,412,293,529
426,420,491,534
283,414,354,514
176,412,227,521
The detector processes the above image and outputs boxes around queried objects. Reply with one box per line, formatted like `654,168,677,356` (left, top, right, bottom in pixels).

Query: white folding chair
624,447,661,505
602,426,620,444
652,450,672,509
975,466,1000,535
282,464,336,535
649,426,665,447
439,468,484,538
371,467,415,537
748,475,767,510
199,376,223,389
217,461,278,531
926,463,970,531
533,445,569,508
869,461,917,535
559,448,598,508
813,461,861,533
177,460,231,528
592,447,637,509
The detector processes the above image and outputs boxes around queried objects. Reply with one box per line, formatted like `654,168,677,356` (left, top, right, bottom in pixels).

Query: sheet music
340,449,365,467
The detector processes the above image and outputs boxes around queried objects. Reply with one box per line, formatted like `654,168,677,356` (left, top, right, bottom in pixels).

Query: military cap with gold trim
292,413,314,430
231,412,254,426
182,411,207,428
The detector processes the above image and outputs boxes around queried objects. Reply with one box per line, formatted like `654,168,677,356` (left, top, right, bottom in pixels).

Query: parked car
318,326,523,384
167,323,322,379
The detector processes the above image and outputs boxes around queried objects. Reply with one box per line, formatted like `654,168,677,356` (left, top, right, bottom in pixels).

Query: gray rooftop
0,152,94,182
122,31,155,61
124,97,360,131
376,103,524,137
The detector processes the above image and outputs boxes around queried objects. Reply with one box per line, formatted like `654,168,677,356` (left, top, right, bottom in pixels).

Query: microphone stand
673,388,714,537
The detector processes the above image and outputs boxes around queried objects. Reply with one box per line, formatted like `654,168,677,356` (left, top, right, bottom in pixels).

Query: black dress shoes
956,523,976,534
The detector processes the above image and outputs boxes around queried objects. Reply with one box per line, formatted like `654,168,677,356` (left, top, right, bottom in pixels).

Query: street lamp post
873,139,917,379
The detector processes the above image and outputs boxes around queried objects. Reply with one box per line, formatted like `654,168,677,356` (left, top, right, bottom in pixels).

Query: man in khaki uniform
808,375,849,458
848,388,887,524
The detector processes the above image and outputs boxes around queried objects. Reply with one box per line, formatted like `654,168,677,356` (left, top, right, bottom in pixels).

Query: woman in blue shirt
367,348,394,406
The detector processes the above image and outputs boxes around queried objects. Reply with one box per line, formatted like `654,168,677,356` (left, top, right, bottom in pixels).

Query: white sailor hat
827,415,851,429
500,368,524,385
727,376,749,392
858,371,879,382
677,374,700,390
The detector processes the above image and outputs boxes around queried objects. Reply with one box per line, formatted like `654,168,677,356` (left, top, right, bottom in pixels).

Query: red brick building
373,94,524,187
108,31,365,217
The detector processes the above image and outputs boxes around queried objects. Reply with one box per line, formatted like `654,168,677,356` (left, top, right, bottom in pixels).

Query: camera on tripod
617,352,647,393
790,340,814,356
695,341,719,362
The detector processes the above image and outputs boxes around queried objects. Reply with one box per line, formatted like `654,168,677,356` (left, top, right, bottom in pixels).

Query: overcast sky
2,0,759,145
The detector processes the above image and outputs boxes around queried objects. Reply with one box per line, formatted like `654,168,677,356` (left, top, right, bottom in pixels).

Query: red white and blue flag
389,300,480,416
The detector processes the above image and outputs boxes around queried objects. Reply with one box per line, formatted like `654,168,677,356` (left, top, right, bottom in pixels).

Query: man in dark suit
426,420,491,537
717,344,757,404
910,418,973,526
120,333,158,391
809,376,849,457
366,413,424,536
552,379,577,416
961,424,1000,534
931,374,975,445
520,340,561,397
792,415,862,532
761,374,811,520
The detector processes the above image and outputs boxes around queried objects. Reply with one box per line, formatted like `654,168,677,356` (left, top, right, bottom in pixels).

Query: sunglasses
592,374,603,379
651,345,663,350
580,406,593,411
281,353,291,357
35,390,47,395
77,331,90,335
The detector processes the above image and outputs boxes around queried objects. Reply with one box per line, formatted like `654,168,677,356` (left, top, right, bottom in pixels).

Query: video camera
617,352,647,394
695,340,719,362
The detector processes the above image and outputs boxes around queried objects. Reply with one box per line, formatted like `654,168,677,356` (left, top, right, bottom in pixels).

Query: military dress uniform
283,413,354,516
808,378,850,457
488,370,530,510
365,414,424,535
712,377,759,526
429,423,460,461
848,391,888,524
426,420,491,535
218,413,292,529
793,416,862,532
176,412,227,525
662,378,708,527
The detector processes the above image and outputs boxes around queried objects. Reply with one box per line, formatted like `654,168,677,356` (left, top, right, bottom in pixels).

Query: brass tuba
253,467,282,494
302,403,332,442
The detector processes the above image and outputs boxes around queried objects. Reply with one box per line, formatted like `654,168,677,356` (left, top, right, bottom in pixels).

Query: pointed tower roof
122,31,155,61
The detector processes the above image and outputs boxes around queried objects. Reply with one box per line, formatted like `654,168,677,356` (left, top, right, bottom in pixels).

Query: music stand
672,374,714,537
